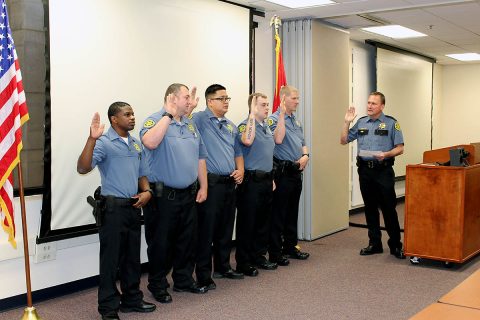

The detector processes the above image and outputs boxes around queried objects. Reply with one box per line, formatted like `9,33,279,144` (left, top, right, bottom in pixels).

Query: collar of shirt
106,126,131,143
205,107,227,123
366,112,386,123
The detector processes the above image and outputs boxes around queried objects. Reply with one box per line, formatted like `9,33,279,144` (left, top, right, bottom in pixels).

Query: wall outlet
34,242,57,263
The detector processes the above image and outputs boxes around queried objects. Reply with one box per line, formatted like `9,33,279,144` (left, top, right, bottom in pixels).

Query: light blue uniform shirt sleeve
347,120,359,143
234,131,243,157
91,138,106,168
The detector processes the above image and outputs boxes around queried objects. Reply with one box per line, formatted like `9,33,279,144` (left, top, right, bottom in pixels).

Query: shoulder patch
267,118,274,127
394,122,401,131
238,124,246,133
144,119,156,128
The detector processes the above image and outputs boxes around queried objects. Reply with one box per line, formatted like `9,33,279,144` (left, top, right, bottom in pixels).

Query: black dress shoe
101,313,120,320
120,300,156,313
213,269,244,279
390,247,406,259
256,260,278,270
198,278,216,291
269,255,290,266
173,282,208,294
359,245,384,256
284,248,310,260
152,289,172,303
236,265,259,277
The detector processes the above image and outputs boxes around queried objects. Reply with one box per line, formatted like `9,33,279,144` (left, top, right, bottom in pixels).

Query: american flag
0,0,29,249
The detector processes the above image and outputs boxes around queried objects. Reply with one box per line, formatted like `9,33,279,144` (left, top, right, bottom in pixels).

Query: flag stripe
0,0,29,248
272,33,287,113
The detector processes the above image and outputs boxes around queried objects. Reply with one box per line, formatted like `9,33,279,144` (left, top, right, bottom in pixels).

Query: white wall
436,63,480,148
0,195,149,300
253,15,274,100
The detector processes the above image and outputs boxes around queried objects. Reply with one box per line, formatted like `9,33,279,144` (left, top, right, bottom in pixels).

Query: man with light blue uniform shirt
268,85,310,266
77,102,156,320
140,83,209,304
235,93,278,277
341,91,405,259
191,84,245,289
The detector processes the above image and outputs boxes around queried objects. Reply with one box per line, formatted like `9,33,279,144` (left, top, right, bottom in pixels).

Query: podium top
423,144,478,165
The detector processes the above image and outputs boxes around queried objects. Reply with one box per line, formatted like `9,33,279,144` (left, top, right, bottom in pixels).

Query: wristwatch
162,112,174,120
144,189,154,196
302,153,310,158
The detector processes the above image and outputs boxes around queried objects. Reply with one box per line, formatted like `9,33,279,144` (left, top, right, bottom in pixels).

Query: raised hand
189,86,200,111
90,112,105,139
164,93,178,117
280,94,287,114
344,106,357,123
250,95,258,115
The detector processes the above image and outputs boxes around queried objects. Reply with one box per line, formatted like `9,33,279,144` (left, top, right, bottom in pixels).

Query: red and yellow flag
272,32,287,113
0,0,30,249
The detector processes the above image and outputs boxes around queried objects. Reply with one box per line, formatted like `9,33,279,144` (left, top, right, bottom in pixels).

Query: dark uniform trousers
236,171,273,267
143,184,197,293
98,198,143,315
196,174,236,283
269,164,303,260
357,162,402,250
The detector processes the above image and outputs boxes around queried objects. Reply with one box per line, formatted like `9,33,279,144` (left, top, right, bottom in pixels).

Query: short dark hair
370,91,385,105
107,101,130,124
248,93,267,112
205,84,226,101
164,83,188,103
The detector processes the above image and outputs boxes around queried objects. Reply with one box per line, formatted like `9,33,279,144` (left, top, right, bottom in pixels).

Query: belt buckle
367,161,374,169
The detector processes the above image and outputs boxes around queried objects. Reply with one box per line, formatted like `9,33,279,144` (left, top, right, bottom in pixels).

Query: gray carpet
2,226,479,320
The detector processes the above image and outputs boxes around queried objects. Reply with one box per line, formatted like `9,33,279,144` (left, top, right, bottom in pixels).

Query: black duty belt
207,173,235,184
149,181,197,199
245,170,273,180
105,196,137,207
356,157,394,169
273,157,301,175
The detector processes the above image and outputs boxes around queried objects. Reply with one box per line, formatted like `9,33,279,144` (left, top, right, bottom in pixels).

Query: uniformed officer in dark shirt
191,84,245,289
235,93,278,276
140,83,209,304
267,85,310,266
340,91,406,259
77,102,156,320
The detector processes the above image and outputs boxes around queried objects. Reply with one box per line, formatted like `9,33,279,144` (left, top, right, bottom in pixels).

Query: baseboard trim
0,263,150,312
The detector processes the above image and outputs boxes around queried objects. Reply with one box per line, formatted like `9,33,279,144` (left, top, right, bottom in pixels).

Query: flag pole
18,160,41,320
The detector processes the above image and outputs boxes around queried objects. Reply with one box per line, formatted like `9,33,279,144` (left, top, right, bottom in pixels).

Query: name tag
374,129,388,136
358,128,369,135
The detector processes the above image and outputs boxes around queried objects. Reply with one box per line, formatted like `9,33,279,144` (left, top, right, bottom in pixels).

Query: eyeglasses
210,97,231,102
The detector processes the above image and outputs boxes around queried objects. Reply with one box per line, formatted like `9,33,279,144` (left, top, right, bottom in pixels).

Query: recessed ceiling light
446,53,480,61
361,25,427,39
265,0,335,9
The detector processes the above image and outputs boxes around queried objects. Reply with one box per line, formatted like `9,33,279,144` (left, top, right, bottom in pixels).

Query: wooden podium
404,144,480,263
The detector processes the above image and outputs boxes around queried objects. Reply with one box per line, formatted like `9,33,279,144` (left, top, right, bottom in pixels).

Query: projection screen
45,0,250,235
376,47,433,177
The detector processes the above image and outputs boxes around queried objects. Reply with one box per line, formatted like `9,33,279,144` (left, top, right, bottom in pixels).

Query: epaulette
358,115,368,120
385,115,397,121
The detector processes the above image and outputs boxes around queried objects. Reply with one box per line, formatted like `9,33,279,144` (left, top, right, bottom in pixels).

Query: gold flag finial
270,15,282,36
